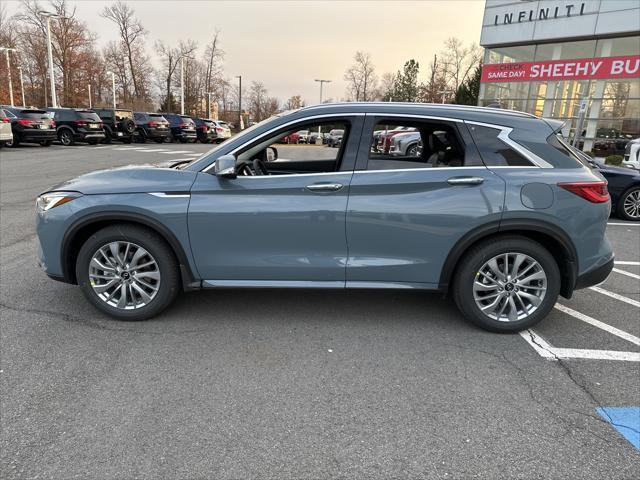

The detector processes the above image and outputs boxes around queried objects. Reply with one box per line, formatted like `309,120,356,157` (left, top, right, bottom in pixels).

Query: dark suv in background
160,113,197,143
134,112,171,143
193,117,217,143
92,108,137,143
2,107,56,147
46,108,106,146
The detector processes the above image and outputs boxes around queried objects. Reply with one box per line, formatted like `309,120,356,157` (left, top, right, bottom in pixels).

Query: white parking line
554,304,640,346
159,150,194,154
520,330,640,362
607,222,640,227
612,268,640,280
616,261,640,266
185,153,202,156
134,149,171,153
589,286,640,308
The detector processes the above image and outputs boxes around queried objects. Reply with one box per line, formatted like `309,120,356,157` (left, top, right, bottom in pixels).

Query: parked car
280,131,300,144
160,113,197,143
326,129,344,147
389,131,422,156
569,144,640,221
0,108,14,146
296,130,310,144
45,108,106,146
2,106,56,147
308,131,325,144
210,120,232,143
133,112,171,143
376,126,416,153
35,103,615,332
193,118,218,143
92,108,137,143
622,138,640,171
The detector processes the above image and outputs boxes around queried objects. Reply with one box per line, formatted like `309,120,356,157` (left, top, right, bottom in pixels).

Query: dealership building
478,0,640,151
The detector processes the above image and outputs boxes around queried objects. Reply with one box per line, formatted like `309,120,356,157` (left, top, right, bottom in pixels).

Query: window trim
465,121,553,168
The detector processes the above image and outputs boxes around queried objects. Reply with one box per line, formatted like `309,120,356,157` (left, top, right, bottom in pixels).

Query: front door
188,115,363,285
345,114,506,287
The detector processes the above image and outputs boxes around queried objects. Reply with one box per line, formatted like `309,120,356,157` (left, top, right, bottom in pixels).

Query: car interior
235,121,349,176
367,121,466,170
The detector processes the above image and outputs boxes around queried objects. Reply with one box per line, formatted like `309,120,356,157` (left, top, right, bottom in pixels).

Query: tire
40,140,52,147
7,136,20,148
59,129,74,146
616,187,640,221
406,144,418,157
76,224,180,321
453,236,560,333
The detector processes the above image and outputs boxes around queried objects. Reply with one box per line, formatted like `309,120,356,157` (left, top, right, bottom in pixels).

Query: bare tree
284,95,303,110
376,72,396,101
440,37,482,93
101,1,150,102
344,51,377,101
419,54,449,103
203,31,224,116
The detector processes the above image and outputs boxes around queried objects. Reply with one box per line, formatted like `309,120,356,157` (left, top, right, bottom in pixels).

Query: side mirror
266,146,278,162
214,154,237,179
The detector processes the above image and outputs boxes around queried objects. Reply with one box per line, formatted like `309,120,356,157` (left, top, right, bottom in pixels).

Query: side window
367,120,466,170
235,121,350,175
468,124,533,167
134,113,143,122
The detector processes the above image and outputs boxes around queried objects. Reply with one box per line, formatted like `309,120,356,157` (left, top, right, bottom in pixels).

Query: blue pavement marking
596,407,640,450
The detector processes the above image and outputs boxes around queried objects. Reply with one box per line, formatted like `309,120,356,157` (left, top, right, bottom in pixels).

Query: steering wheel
252,159,268,176
237,162,254,176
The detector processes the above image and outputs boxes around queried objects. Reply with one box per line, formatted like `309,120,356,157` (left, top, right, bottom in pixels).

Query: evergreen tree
454,65,482,106
391,60,420,102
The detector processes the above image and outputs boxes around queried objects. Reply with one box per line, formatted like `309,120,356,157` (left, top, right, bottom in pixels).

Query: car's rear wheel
76,225,180,321
453,236,560,332
59,129,74,146
617,187,640,221
6,136,19,148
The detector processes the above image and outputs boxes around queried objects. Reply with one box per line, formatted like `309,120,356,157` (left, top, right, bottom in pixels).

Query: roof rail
299,102,537,118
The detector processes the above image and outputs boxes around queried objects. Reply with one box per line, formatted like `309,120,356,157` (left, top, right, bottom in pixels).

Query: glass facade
479,36,640,154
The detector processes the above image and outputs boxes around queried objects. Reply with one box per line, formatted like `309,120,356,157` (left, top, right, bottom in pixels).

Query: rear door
345,114,506,288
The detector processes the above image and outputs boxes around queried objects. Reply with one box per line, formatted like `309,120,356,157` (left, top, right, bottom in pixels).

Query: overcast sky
5,0,485,103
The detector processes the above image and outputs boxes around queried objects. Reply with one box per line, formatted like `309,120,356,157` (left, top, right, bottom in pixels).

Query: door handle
447,176,484,185
305,183,343,192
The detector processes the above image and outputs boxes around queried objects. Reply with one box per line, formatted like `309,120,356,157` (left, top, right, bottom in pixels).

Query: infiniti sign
493,2,586,25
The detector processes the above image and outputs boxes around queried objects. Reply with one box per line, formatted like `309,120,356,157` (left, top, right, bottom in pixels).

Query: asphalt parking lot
1,142,639,479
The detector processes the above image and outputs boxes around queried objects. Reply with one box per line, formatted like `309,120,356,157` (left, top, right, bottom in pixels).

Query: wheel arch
61,212,200,290
439,219,578,299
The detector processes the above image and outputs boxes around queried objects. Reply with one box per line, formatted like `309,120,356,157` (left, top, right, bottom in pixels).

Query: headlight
36,192,82,211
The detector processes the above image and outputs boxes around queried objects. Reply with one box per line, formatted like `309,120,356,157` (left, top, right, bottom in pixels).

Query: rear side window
78,112,101,121
520,134,583,169
468,124,533,167
19,110,50,121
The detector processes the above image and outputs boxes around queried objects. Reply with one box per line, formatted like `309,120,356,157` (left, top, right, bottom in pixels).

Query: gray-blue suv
35,103,614,332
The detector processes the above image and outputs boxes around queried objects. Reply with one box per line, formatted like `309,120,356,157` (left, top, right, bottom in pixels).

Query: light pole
0,47,17,106
17,66,25,107
314,79,331,137
314,79,331,105
107,71,116,109
235,75,242,129
205,91,215,119
37,11,63,108
88,83,92,109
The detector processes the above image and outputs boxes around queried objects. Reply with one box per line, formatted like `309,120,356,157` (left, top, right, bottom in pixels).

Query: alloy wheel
472,252,547,322
60,131,71,146
88,241,161,310
623,189,640,219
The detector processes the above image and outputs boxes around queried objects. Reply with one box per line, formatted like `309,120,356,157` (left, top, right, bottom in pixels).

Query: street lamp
88,83,92,109
314,79,331,105
107,71,116,109
205,91,215,119
0,47,17,106
37,11,65,108
235,75,242,129
314,79,331,137
17,66,25,107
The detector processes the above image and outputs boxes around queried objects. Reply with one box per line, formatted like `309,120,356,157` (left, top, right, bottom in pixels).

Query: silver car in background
389,131,421,156
0,108,13,146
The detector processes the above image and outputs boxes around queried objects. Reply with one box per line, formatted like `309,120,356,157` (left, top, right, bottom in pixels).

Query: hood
45,164,198,195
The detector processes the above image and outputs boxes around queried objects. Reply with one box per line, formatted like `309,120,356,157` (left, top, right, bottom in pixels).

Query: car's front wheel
453,236,560,332
617,187,640,221
76,225,180,321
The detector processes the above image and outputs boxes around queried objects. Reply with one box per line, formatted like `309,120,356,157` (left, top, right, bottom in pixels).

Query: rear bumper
18,130,57,141
574,256,614,290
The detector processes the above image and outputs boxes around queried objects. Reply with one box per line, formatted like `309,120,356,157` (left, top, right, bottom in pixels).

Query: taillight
202,125,209,131
17,119,34,126
74,120,88,126
558,181,610,203
51,120,56,128
1,117,9,123
148,121,158,126
216,127,223,132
